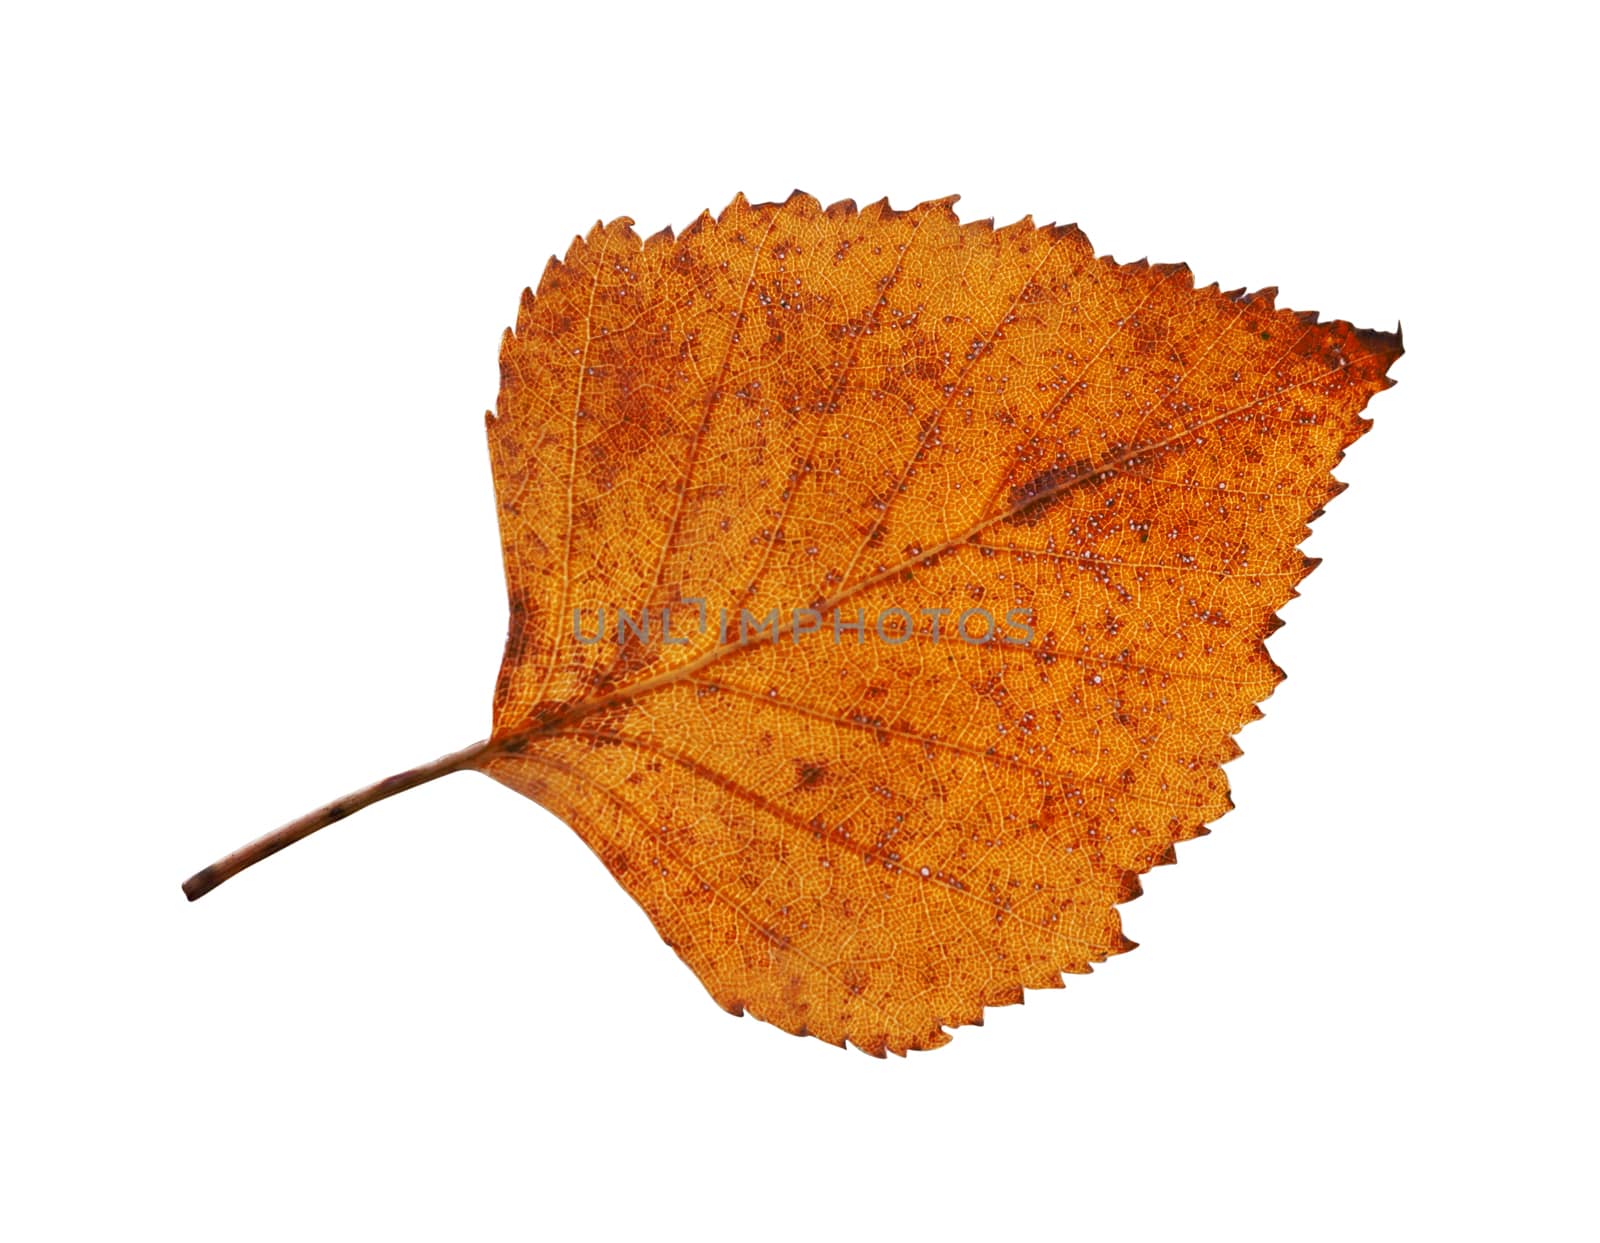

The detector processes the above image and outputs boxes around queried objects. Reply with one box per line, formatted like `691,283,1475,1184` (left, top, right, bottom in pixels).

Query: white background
4,3,1595,1239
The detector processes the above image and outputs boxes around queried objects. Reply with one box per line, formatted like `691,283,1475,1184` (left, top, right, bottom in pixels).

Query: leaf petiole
181,739,493,900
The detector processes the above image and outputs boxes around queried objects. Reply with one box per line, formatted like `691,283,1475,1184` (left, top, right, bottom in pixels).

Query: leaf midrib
495,355,1348,750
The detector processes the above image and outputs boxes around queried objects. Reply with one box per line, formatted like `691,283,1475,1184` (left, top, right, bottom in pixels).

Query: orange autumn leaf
185,191,1402,1056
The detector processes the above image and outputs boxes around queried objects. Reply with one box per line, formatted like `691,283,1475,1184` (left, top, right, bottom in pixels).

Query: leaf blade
484,193,1401,1053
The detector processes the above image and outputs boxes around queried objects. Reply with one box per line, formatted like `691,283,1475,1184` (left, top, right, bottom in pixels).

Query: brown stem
182,739,494,901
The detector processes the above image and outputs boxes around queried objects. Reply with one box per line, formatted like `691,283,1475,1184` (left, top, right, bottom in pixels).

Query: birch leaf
185,192,1402,1056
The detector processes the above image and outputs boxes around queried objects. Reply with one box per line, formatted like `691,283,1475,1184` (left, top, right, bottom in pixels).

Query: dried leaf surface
483,192,1401,1054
